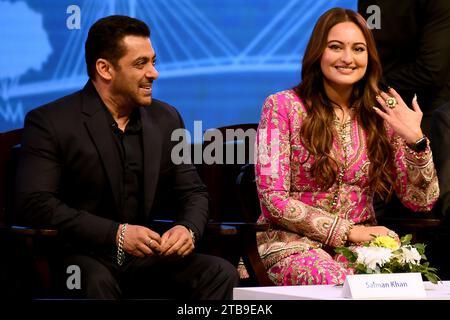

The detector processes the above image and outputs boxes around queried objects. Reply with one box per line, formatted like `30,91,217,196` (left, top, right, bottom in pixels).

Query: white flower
336,233,440,283
355,246,392,270
393,245,422,265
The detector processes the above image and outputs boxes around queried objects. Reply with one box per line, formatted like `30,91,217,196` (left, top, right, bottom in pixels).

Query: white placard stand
342,273,426,299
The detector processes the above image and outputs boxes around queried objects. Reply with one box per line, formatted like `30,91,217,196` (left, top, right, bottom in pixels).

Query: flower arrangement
335,234,440,284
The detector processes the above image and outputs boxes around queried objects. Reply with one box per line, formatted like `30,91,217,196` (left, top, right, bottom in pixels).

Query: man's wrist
188,228,196,245
116,224,122,245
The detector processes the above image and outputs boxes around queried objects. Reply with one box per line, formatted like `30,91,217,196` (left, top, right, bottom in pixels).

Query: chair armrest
151,219,269,236
0,225,58,237
377,215,443,244
377,216,442,229
0,224,58,296
207,221,269,236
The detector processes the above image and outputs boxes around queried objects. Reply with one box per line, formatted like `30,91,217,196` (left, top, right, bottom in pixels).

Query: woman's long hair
294,8,395,199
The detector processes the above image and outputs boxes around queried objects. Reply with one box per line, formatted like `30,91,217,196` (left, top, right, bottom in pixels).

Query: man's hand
159,225,195,258
116,224,162,257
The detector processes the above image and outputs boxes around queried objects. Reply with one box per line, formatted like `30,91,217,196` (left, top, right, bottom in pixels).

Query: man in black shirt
15,15,238,299
429,102,450,279
431,102,450,217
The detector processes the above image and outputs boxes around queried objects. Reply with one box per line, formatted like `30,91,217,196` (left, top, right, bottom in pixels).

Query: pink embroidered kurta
255,90,439,285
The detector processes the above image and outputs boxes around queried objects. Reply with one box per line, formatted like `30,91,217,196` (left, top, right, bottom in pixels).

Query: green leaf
423,272,440,284
401,234,412,245
335,247,356,263
414,243,426,255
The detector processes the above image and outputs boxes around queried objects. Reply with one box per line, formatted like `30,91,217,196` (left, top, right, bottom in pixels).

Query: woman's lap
267,248,352,285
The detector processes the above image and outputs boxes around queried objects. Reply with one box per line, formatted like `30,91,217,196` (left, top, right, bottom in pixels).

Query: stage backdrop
0,0,356,138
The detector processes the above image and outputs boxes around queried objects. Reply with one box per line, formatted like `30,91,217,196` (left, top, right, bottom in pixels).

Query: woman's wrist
406,135,428,152
347,224,365,243
346,222,358,243
404,130,424,145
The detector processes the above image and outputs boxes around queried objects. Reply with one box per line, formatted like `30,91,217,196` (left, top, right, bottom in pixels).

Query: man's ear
95,58,113,81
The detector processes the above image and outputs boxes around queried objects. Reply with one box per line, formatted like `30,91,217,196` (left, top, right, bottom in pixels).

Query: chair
199,123,260,222
0,129,58,298
377,195,450,279
377,195,443,244
196,124,273,286
235,163,274,286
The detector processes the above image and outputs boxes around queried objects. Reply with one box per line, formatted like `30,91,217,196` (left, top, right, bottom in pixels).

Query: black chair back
236,163,261,223
0,128,23,226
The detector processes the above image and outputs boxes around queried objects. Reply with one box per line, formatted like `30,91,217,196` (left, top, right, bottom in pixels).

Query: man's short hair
85,15,151,79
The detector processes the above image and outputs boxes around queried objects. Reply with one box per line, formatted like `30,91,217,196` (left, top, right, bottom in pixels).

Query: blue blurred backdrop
0,0,356,137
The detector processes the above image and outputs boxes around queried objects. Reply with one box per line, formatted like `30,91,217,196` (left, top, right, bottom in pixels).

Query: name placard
342,273,426,299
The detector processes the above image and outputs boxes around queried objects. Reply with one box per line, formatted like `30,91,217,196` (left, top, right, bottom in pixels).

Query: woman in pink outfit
254,8,439,285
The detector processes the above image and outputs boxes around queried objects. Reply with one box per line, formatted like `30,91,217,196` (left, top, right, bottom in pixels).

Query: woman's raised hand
373,87,424,144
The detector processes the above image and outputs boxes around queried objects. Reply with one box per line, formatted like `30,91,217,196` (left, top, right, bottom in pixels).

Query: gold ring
149,239,154,246
386,97,397,109
387,230,397,238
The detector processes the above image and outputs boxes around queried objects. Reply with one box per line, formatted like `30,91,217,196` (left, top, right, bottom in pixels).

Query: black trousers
61,251,239,300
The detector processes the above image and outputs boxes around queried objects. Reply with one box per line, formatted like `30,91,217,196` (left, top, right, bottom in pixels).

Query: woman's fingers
386,87,407,108
376,91,400,113
375,94,392,113
411,94,422,113
372,105,388,120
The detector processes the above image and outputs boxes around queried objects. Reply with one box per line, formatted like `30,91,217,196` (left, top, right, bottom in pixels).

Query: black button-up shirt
104,108,144,223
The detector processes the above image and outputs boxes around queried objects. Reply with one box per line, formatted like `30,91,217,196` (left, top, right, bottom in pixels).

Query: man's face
110,35,158,107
